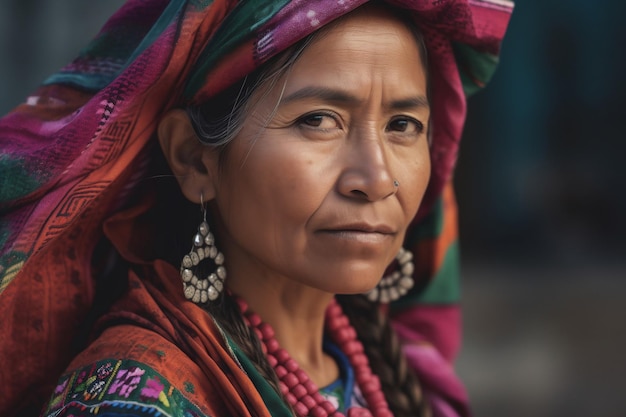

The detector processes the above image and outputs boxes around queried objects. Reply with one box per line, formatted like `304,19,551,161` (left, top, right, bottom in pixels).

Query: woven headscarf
0,0,513,414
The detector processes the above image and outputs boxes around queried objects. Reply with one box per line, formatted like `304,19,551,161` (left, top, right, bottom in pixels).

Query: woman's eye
386,117,423,134
297,113,339,130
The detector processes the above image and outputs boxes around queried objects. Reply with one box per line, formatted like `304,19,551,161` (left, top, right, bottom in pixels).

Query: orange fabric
63,195,273,416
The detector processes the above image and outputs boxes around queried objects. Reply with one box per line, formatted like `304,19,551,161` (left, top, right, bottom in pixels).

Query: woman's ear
157,109,219,204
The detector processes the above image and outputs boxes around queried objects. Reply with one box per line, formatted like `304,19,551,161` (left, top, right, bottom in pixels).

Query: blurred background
1,1,624,416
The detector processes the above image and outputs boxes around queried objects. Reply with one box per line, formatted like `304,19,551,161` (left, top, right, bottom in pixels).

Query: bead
193,233,203,247
360,378,381,395
343,340,363,355
199,221,209,236
274,365,287,378
253,328,263,341
208,286,219,301
302,395,317,409
200,290,208,303
197,247,205,260
325,317,343,332
182,255,192,268
247,313,261,327
279,382,289,395
401,261,414,275
311,392,327,402
216,266,226,279
366,287,379,302
209,246,218,259
335,328,353,343
294,369,309,384
294,402,308,416
355,368,372,382
285,392,297,404
310,406,328,417
374,409,393,417
215,252,224,265
191,275,198,286
183,285,195,300
214,279,223,291
387,286,399,301
204,232,214,245
398,248,413,264
192,288,200,303
346,327,357,340
181,269,192,282
292,384,307,399
283,373,299,388
190,251,199,266
284,359,299,372
258,323,275,339
321,401,336,413
399,275,413,289
267,354,277,367
265,338,279,353
303,380,317,394
352,353,368,366
348,409,373,417
235,298,248,311
274,349,290,363
365,391,386,407
326,301,341,316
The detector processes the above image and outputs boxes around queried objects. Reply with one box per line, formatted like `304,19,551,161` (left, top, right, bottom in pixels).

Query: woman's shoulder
41,324,212,417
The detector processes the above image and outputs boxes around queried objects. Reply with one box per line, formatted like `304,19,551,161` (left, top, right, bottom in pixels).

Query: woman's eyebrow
280,86,429,110
387,96,430,111
280,86,360,106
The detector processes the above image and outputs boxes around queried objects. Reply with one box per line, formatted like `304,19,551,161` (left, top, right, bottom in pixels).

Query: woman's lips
317,223,396,243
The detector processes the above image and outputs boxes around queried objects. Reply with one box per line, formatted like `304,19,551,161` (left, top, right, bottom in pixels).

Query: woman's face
211,7,430,295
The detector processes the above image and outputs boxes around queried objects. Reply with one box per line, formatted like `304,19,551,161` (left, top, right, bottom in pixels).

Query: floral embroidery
141,377,164,400
42,359,206,417
107,366,145,397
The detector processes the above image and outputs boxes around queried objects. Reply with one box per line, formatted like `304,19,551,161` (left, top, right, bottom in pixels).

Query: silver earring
180,198,226,304
364,247,414,303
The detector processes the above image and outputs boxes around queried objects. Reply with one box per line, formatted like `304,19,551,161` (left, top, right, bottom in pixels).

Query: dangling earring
364,247,414,303
180,196,226,304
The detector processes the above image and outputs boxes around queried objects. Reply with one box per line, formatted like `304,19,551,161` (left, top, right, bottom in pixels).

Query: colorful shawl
0,0,513,415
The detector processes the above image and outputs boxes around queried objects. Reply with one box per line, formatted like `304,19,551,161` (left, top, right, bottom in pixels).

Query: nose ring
393,179,400,188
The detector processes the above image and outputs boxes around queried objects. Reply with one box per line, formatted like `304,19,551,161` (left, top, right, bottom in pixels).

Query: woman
0,0,512,416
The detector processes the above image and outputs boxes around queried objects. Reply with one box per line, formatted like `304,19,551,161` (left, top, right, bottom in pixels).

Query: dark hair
183,8,431,417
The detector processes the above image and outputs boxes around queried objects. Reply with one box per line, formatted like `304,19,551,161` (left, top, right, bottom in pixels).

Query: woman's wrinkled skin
159,4,430,386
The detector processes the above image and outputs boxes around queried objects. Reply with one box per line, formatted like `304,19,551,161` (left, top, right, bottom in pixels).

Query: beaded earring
364,247,414,303
180,197,226,304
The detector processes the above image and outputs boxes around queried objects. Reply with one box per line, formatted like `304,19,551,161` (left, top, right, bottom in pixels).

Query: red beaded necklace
235,297,393,417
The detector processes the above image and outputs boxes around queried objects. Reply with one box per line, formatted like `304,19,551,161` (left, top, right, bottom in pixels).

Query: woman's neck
228,272,339,386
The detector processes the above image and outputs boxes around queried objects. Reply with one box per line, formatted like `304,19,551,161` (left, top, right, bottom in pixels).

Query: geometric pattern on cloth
42,358,207,417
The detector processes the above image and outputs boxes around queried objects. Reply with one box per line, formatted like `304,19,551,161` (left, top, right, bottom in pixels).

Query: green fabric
455,42,501,96
417,241,461,304
226,334,293,417
406,197,445,242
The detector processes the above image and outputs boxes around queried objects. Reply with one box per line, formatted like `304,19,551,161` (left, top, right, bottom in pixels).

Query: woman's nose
336,129,397,202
